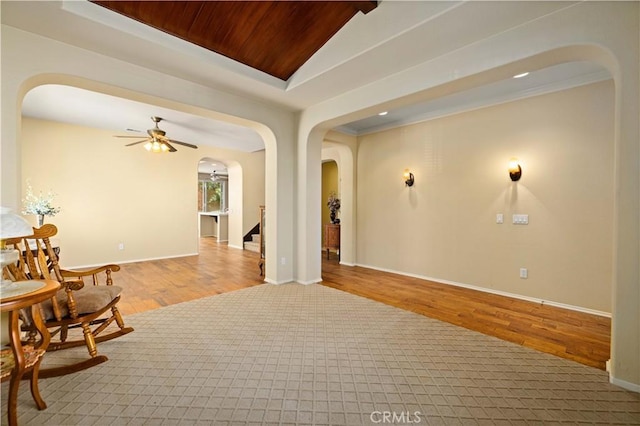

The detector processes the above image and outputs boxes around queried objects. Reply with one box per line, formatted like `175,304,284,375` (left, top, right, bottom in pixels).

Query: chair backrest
3,224,65,321
4,224,64,283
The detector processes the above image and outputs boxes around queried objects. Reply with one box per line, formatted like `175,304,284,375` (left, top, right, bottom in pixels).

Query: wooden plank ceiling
92,1,378,81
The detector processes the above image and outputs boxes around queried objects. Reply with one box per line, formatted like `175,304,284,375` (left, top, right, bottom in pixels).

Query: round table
1,279,60,426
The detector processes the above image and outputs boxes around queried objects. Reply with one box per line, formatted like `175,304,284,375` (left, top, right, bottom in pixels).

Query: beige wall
356,81,614,313
21,117,265,268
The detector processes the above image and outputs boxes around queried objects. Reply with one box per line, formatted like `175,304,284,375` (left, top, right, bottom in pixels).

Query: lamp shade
508,158,522,182
0,206,33,239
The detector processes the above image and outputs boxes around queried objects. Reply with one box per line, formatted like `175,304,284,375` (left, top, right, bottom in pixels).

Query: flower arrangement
327,192,341,224
22,181,60,217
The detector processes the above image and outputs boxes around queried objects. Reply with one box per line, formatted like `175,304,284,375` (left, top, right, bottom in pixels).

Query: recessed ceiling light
378,111,388,116
513,72,530,79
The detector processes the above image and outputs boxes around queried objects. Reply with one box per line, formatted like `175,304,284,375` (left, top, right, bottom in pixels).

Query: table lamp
1,206,33,291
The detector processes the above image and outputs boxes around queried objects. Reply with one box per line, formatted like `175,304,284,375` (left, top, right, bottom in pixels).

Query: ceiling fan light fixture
119,116,198,153
144,139,168,153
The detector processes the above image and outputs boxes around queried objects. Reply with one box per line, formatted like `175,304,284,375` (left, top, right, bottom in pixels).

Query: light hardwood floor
116,238,264,315
114,238,610,370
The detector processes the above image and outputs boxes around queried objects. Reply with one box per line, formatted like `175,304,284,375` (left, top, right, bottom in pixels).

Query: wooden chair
3,224,133,377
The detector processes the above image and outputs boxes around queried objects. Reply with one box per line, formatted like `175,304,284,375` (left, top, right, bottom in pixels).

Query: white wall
356,81,614,313
21,118,265,268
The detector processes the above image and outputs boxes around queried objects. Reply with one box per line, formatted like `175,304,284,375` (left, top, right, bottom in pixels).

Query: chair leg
82,323,98,358
112,305,125,329
29,360,47,410
60,324,68,343
7,370,24,426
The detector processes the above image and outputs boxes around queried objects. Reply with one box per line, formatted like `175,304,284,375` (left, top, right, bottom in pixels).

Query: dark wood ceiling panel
91,1,377,80
187,2,275,63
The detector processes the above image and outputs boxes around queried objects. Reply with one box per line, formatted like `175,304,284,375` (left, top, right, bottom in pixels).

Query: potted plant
22,181,60,227
327,192,341,224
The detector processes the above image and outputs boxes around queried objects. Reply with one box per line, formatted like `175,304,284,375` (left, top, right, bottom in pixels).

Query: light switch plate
513,214,529,225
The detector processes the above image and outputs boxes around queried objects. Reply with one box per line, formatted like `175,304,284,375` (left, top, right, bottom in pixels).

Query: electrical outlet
496,213,504,224
281,257,286,265
118,242,125,250
520,268,528,279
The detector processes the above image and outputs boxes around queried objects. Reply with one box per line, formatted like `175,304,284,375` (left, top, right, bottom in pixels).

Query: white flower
22,181,60,216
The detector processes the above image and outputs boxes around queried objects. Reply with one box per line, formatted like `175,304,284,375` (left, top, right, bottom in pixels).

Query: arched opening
197,158,231,245
300,48,631,386
18,80,269,271
304,51,617,291
321,137,356,267
321,159,339,261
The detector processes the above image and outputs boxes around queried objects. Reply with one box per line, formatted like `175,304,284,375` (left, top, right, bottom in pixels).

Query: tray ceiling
91,0,378,81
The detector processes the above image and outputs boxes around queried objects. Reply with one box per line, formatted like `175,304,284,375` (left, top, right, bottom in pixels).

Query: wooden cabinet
324,224,340,260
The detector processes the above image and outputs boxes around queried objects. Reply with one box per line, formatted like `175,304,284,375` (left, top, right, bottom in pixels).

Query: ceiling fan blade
169,139,198,149
115,135,146,138
125,139,149,146
163,141,178,152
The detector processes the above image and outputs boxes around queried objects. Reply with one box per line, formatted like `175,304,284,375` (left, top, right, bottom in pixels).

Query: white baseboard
296,278,322,285
69,241,250,269
610,376,640,393
354,263,611,318
265,279,296,285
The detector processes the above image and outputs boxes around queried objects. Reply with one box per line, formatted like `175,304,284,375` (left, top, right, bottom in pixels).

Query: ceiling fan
116,116,198,153
210,171,228,182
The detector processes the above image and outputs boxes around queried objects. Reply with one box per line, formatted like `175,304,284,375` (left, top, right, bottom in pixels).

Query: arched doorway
197,158,230,243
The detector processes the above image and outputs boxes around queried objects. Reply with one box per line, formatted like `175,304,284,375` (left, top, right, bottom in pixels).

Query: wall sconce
508,159,522,181
403,169,415,187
